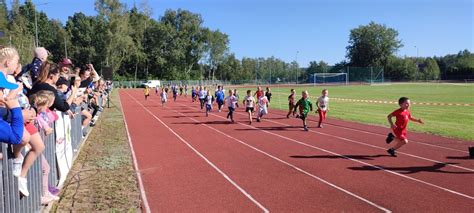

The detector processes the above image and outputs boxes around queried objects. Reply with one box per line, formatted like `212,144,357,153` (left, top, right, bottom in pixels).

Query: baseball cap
59,58,73,66
0,74,18,90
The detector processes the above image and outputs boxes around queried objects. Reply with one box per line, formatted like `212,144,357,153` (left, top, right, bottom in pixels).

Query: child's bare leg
81,110,92,127
20,133,45,177
392,138,408,150
13,131,30,159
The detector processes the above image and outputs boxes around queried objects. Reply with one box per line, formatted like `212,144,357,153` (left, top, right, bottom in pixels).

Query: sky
12,0,474,67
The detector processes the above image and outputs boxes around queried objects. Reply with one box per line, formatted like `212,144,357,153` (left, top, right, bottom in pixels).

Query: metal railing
1,106,91,212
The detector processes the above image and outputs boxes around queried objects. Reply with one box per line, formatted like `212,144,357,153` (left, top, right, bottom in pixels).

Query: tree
160,9,208,79
346,21,403,68
8,0,34,65
203,29,229,80
421,58,440,80
66,13,101,66
95,0,134,73
385,56,417,81
0,0,8,45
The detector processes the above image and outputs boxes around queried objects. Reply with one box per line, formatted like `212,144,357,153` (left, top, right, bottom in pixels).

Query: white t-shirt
244,95,255,108
317,95,329,111
199,90,207,99
161,91,167,101
206,95,213,105
3,75,16,97
226,95,236,108
258,96,268,108
258,96,269,115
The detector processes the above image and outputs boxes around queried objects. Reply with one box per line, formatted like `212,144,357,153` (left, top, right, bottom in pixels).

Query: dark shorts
217,100,224,105
246,107,254,113
206,104,212,110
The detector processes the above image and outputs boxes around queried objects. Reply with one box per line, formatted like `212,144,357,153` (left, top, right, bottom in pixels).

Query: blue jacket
215,90,225,101
0,107,24,145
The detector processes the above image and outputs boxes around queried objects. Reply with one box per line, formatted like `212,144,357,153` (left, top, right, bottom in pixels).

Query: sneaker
41,196,54,205
257,118,261,122
295,114,300,119
387,148,397,157
47,191,60,201
18,177,29,196
386,133,395,144
12,157,23,177
318,124,323,128
304,126,309,131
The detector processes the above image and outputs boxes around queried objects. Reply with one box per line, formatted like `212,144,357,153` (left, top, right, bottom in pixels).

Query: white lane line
125,91,269,212
174,101,474,200
169,103,391,212
265,111,474,172
119,91,151,213
270,110,469,154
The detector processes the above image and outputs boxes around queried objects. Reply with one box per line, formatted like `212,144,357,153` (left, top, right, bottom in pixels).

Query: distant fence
1,100,99,212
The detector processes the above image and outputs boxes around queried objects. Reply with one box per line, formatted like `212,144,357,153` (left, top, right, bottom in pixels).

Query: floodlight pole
295,51,299,84
34,3,49,47
415,45,419,81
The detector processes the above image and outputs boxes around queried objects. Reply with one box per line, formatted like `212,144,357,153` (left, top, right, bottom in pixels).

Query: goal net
309,73,348,85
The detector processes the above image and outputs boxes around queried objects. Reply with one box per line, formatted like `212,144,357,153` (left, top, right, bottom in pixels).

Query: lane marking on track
166,103,391,212
125,91,269,212
234,90,471,153
269,110,470,154
119,91,151,213
168,99,474,200
264,112,474,172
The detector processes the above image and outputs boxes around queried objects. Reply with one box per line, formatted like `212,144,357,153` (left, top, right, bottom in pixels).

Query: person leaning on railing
29,62,77,117
0,76,23,145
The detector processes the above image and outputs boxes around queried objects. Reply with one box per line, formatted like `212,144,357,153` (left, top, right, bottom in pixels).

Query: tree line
1,1,472,82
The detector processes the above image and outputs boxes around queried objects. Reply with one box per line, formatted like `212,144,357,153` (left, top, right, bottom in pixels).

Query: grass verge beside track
51,90,141,212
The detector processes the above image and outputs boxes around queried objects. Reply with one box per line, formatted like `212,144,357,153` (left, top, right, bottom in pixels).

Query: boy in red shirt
386,97,424,157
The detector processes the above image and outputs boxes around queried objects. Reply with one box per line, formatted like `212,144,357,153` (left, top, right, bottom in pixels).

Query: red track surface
119,89,474,212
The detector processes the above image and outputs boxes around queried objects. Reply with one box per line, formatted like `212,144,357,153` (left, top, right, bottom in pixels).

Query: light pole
34,2,49,47
414,45,419,81
295,51,299,84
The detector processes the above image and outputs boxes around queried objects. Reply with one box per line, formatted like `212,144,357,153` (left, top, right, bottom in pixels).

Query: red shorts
393,127,407,140
24,122,38,135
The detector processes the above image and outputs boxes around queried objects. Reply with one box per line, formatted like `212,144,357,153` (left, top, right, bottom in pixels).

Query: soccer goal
310,73,348,85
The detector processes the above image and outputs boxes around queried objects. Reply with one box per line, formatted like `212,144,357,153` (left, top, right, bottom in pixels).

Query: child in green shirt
294,90,313,131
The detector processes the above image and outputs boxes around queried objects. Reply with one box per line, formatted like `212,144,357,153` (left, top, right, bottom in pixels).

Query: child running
316,89,329,128
265,87,272,103
191,86,197,102
286,89,296,118
233,89,240,108
173,86,178,102
294,90,313,131
243,90,256,124
144,86,150,100
199,86,207,110
205,91,214,117
386,97,424,157
160,88,167,107
215,85,225,112
256,94,269,122
225,89,237,122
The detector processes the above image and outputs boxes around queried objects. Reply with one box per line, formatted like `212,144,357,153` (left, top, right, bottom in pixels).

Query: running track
119,89,474,212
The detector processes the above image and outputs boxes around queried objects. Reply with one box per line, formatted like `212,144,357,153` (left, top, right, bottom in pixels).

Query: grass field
230,83,474,141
